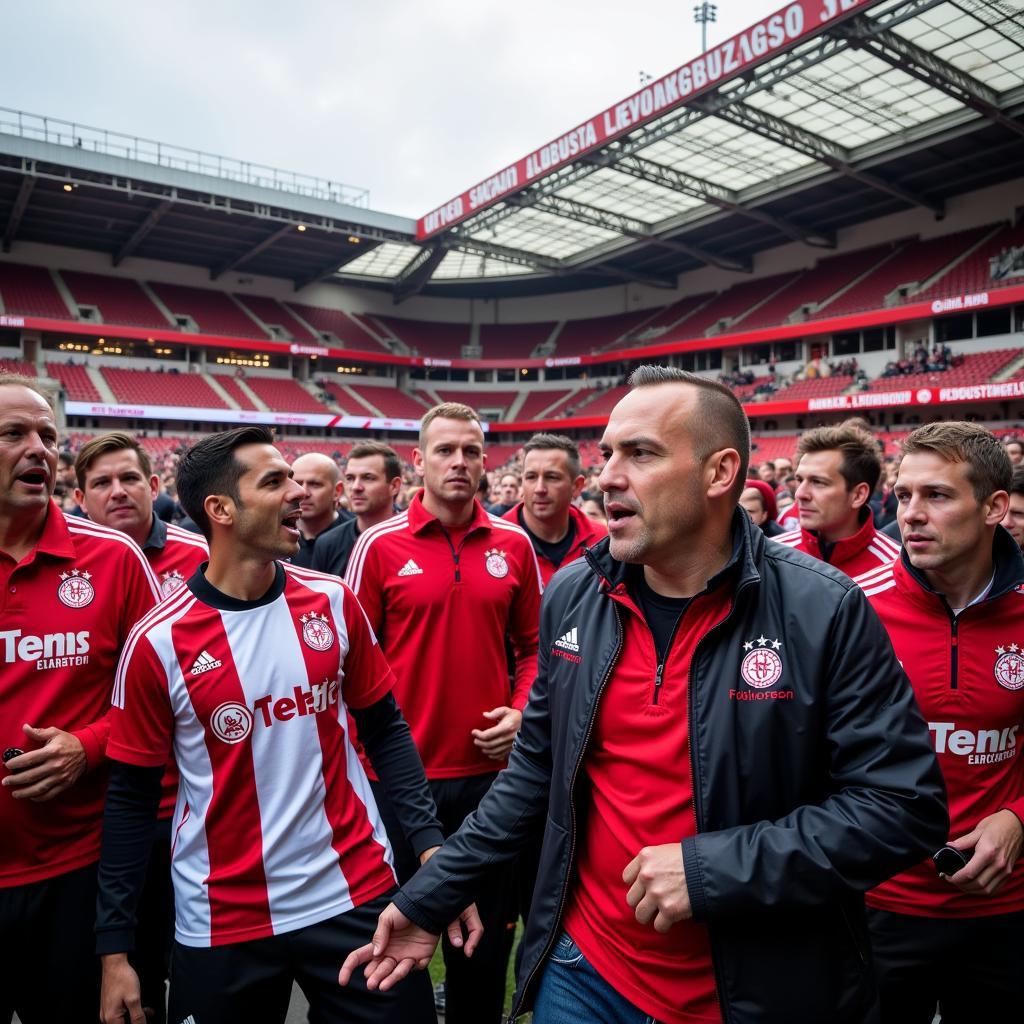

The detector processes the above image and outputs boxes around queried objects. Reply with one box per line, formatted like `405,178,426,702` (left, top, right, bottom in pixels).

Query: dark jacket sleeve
352,693,444,857
683,584,948,919
391,599,555,932
95,761,163,954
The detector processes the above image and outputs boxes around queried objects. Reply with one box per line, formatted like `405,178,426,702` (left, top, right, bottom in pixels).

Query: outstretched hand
338,901,483,992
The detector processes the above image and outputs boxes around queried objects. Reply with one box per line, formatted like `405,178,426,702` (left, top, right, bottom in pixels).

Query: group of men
1,364,1021,1024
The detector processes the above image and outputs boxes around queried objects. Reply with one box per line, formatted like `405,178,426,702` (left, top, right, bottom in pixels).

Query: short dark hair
797,420,882,493
74,431,152,490
522,433,582,479
176,426,275,539
626,365,751,501
903,422,1011,502
1003,437,1023,452
346,441,402,482
1010,467,1024,498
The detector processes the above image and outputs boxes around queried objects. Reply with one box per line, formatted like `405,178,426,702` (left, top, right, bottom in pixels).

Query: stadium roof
1,0,1023,301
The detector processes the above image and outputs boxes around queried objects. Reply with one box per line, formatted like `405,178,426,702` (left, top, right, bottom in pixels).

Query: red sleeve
508,536,542,710
340,584,395,711
74,543,161,769
108,633,174,768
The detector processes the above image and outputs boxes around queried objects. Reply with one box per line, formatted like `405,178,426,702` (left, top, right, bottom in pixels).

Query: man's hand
945,809,1024,895
100,954,147,1024
1,724,87,801
338,902,483,992
471,706,522,760
623,844,692,933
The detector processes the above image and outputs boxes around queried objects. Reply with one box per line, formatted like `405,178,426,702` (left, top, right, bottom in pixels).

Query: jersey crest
485,548,509,579
994,644,1024,691
300,612,335,652
740,636,784,690
57,568,95,608
160,570,187,597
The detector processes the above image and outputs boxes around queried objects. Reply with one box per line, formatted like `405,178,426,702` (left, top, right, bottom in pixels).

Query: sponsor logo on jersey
300,612,335,651
929,721,1019,764
994,644,1024,691
485,548,509,579
397,559,423,576
740,636,783,689
208,679,341,743
190,650,223,676
57,568,94,608
210,701,253,744
0,629,90,670
160,570,187,597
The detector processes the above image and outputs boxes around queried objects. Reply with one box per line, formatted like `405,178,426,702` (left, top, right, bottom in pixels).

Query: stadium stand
514,389,573,421
376,317,469,359
866,349,1020,391
0,357,36,377
479,322,556,359
665,273,799,339
149,282,268,338
284,303,391,351
629,292,716,337
101,367,229,409
235,295,318,343
554,311,654,356
60,271,169,328
0,263,72,319
769,375,855,402
343,384,430,419
211,373,260,410
243,375,331,413
727,375,776,402
436,390,519,417
917,221,1024,301
569,384,630,418
45,361,103,402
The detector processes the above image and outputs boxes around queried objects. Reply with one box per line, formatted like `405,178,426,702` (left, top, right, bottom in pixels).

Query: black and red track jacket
773,511,901,579
501,501,606,588
856,527,1024,918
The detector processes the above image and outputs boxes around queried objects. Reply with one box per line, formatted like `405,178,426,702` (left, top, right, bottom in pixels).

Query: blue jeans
533,932,661,1024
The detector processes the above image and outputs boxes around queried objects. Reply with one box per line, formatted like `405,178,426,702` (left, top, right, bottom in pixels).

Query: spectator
740,479,785,537
1000,466,1024,550
290,452,351,568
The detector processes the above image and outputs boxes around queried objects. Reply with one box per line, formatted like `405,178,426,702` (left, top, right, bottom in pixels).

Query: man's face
1005,442,1023,466
76,449,158,538
226,444,306,560
0,386,59,519
414,418,485,506
499,474,520,505
896,452,1004,575
1001,492,1024,550
522,449,582,527
57,459,76,489
758,463,776,483
292,457,340,524
739,487,767,526
794,450,862,536
598,384,710,566
774,458,793,477
343,455,398,519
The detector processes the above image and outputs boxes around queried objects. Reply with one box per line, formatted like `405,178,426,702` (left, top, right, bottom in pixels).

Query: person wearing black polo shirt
290,452,350,568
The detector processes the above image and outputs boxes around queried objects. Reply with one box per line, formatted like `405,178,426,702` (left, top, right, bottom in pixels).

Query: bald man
290,452,351,568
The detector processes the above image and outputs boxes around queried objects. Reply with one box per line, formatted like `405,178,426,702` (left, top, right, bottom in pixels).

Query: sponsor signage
0,315,26,328
417,0,878,239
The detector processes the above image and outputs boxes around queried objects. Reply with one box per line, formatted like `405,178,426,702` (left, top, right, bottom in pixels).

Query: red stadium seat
0,264,73,319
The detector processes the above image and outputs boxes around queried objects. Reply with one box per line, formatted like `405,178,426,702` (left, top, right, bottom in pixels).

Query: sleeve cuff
72,724,104,770
409,826,445,860
1000,798,1024,829
95,928,136,956
392,890,442,935
682,837,708,921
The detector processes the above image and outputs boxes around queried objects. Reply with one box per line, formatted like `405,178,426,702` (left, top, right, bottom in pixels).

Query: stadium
1,0,1022,477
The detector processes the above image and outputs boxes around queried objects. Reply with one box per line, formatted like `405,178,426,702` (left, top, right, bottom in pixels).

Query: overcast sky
6,0,782,218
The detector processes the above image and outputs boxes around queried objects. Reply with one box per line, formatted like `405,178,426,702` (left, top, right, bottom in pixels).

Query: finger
633,893,658,926
446,917,464,948
622,854,641,886
625,877,646,909
22,724,55,742
10,779,60,801
371,916,392,957
947,828,982,850
950,848,992,885
339,944,375,985
463,908,484,956
2,762,60,788
653,910,677,934
2,748,55,773
482,708,506,721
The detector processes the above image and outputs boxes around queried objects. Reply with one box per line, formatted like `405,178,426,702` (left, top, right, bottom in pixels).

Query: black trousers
867,906,1024,1024
133,819,175,1024
372,772,518,1024
168,892,434,1024
0,862,100,1024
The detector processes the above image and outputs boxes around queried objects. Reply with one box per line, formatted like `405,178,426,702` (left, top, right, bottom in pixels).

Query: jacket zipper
652,611,684,706
510,598,625,1021
441,528,465,583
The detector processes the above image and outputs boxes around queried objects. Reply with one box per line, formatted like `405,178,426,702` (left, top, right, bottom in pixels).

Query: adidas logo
554,627,580,653
397,559,423,577
178,1016,198,1024
190,650,223,676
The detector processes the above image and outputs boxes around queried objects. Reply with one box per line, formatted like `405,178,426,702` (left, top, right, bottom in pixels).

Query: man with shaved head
290,452,349,568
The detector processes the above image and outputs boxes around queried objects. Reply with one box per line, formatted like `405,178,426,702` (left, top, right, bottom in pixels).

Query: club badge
740,636,783,690
300,612,335,651
161,570,186,597
210,701,253,744
485,549,509,579
994,645,1024,691
57,568,95,608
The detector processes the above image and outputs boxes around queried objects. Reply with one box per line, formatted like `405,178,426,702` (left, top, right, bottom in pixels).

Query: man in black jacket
341,366,947,1023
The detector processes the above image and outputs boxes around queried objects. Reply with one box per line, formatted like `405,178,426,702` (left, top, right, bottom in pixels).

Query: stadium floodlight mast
693,2,717,53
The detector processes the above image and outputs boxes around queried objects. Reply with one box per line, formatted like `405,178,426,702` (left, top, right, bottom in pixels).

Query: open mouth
16,468,48,490
281,507,302,537
606,503,637,529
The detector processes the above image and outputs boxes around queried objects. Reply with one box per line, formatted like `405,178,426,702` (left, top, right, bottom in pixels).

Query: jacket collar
503,501,606,554
583,506,761,596
142,513,167,551
406,490,492,537
894,525,1024,610
800,510,875,566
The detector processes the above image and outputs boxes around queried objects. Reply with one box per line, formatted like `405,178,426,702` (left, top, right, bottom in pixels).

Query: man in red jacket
855,421,1024,1021
774,419,900,577
345,402,542,1024
502,433,605,587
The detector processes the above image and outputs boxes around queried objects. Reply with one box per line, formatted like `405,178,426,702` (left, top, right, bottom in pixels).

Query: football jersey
773,513,901,580
109,561,398,948
0,503,161,887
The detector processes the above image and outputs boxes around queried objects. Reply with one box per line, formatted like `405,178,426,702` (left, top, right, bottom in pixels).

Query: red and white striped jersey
772,514,901,580
0,503,160,888
109,561,398,948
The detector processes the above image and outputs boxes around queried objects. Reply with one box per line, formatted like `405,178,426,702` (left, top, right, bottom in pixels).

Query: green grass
428,920,524,1016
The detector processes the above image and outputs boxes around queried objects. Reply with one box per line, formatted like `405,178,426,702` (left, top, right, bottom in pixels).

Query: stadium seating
285,303,391,351
235,295,318,343
61,271,169,328
866,349,1019,391
749,435,800,464
554,311,653,356
211,374,260,410
0,263,72,319
436,390,519,417
149,282,267,338
569,385,630,418
243,376,331,413
479,322,556,358
727,375,776,402
628,292,716,337
344,384,430,419
102,367,229,409
376,318,469,359
768,375,855,402
665,273,799,339
917,221,1024,301
45,362,103,402
514,389,573,421
0,357,36,377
